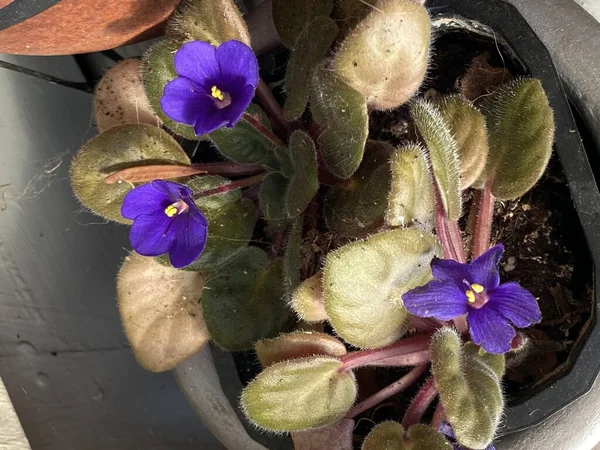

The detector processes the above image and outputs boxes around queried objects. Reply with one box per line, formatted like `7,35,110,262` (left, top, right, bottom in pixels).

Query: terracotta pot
0,0,181,55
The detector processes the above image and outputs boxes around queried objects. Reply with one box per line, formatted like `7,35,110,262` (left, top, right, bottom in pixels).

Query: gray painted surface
0,58,222,449
0,54,85,82
574,0,600,21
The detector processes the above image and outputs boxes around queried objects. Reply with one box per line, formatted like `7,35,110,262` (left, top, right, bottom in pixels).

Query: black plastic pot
177,0,600,446
426,0,600,436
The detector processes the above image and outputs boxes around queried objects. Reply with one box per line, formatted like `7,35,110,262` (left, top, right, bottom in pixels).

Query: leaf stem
255,78,289,137
346,364,428,419
363,350,431,367
434,189,455,260
104,162,264,184
472,185,495,258
431,402,446,429
340,334,431,372
243,112,284,146
465,189,482,259
446,220,466,263
402,377,438,429
192,173,267,199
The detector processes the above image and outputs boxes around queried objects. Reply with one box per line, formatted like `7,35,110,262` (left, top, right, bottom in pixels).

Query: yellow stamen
211,85,224,101
164,204,178,217
466,290,476,303
471,283,484,294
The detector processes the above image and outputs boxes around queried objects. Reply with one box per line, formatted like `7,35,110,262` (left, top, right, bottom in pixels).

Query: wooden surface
0,376,31,449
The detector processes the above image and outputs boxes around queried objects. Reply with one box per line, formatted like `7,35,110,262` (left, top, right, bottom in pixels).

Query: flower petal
129,213,174,257
402,280,469,321
168,214,208,268
468,244,504,289
121,183,170,219
161,77,216,126
438,422,455,439
223,84,255,128
487,282,541,328
431,258,471,289
174,40,220,86
193,113,229,136
216,40,259,89
186,199,209,227
151,180,193,200
468,306,515,354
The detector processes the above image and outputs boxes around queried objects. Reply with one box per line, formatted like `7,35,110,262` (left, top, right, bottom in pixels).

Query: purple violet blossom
160,40,259,136
438,422,496,450
402,244,541,354
122,180,208,268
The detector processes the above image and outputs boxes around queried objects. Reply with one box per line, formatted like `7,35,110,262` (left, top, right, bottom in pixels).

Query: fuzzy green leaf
362,422,452,450
241,356,357,431
286,130,319,217
386,143,434,230
324,141,392,237
311,65,368,179
332,0,376,37
291,273,328,322
260,172,290,230
166,0,251,46
438,95,489,190
431,328,505,450
362,421,404,450
255,331,347,367
283,16,339,120
142,39,198,139
283,216,304,301
411,99,462,220
273,0,334,48
333,0,430,110
70,124,190,223
190,199,256,270
479,78,555,200
202,247,289,350
263,145,295,178
323,228,439,348
210,104,276,164
117,253,208,372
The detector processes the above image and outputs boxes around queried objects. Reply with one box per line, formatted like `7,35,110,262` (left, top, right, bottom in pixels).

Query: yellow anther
211,85,224,101
164,204,178,217
471,283,484,294
466,290,476,303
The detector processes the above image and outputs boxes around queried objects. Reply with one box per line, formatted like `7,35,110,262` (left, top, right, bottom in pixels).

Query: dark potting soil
232,28,594,436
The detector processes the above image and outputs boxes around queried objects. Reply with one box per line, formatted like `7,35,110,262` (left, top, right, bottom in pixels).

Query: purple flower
438,422,496,450
122,180,208,268
402,244,541,354
160,40,259,136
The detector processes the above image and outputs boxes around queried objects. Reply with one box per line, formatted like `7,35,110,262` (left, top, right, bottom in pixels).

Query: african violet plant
69,0,555,448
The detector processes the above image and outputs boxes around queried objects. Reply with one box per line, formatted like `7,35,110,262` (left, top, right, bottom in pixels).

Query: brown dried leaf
459,52,513,103
117,253,209,372
94,59,160,132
